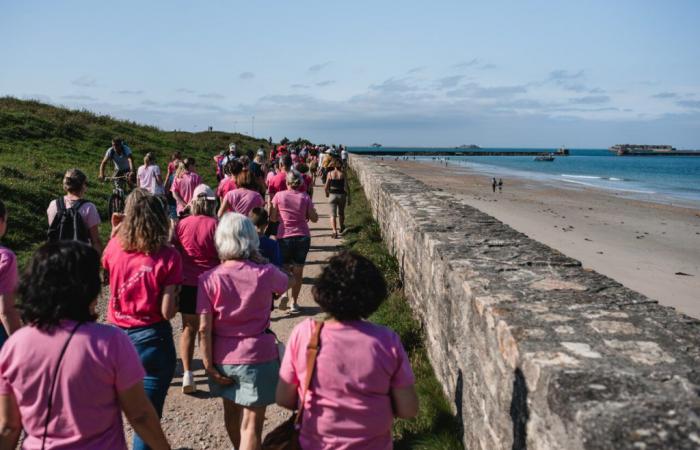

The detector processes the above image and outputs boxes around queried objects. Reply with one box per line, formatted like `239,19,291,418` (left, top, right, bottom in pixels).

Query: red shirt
103,239,183,328
173,215,219,286
267,171,288,199
216,177,237,199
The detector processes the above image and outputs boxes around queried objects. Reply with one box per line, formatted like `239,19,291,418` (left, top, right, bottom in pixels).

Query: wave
561,174,626,182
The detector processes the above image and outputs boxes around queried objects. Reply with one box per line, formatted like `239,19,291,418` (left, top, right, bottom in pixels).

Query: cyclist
98,137,135,185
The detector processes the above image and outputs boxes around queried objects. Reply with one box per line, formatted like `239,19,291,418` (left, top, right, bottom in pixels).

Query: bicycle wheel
108,193,124,217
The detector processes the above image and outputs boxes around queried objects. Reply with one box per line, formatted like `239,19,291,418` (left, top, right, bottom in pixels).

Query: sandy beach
386,159,700,319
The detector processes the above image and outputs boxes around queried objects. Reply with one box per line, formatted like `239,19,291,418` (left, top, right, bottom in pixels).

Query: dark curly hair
18,241,100,330
312,251,387,321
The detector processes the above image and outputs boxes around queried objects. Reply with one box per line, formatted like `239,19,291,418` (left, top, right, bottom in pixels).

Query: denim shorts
278,236,311,265
208,359,280,407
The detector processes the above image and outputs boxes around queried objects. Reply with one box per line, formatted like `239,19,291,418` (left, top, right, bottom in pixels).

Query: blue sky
2,0,699,147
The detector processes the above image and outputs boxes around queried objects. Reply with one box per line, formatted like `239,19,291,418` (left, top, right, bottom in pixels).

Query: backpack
47,197,91,243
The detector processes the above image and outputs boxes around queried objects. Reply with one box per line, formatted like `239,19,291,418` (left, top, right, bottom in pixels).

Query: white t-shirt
137,164,164,195
341,150,348,161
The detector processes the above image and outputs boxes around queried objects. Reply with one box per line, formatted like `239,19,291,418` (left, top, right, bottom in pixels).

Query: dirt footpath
120,181,340,449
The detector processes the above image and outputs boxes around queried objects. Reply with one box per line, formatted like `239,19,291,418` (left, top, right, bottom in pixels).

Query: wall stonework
350,156,700,450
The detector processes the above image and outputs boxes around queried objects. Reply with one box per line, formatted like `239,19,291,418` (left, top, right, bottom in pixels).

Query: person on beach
324,159,350,238
270,170,318,313
276,252,419,449
137,152,165,196
102,189,183,450
492,177,497,193
47,168,103,254
0,200,21,350
171,158,202,217
0,241,171,450
172,184,219,394
218,169,265,218
498,178,503,193
197,213,290,449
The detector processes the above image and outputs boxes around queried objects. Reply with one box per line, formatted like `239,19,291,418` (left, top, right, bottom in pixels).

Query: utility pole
233,121,237,133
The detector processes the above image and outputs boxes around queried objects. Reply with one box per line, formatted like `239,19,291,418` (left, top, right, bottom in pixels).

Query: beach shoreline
386,159,700,319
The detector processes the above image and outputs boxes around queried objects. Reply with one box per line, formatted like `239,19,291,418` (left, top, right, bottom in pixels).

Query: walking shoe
182,371,196,394
289,303,300,314
278,294,289,310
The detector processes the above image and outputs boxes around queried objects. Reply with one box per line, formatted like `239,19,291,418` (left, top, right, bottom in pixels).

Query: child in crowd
249,207,282,268
0,200,20,349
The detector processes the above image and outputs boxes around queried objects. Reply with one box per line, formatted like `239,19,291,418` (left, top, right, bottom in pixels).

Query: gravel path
99,180,340,449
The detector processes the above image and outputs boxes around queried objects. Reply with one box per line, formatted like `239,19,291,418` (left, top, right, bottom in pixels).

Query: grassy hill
0,97,269,265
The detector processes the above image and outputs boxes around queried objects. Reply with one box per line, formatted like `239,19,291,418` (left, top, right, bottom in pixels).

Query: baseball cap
192,184,216,201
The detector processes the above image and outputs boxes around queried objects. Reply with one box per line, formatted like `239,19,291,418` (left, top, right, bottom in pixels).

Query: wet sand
387,159,700,319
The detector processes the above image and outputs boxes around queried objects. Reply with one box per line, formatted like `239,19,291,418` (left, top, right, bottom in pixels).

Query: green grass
343,169,464,449
0,97,269,265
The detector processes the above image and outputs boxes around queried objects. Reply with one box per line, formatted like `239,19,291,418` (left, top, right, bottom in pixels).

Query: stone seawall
349,156,700,450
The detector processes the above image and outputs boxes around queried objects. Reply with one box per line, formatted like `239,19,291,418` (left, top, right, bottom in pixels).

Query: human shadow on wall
454,368,465,436
510,368,529,450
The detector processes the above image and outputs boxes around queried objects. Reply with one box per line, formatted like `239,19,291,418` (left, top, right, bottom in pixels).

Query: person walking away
137,153,165,196
217,159,242,201
172,184,219,394
218,169,264,218
249,207,282,268
270,171,318,313
99,137,135,186
498,178,503,193
324,159,350,238
164,152,183,221
276,251,418,449
47,168,103,254
340,145,349,167
197,213,290,449
0,200,20,350
171,158,202,218
213,150,226,182
265,156,293,237
102,190,183,450
296,163,314,199
0,241,171,449
492,177,497,193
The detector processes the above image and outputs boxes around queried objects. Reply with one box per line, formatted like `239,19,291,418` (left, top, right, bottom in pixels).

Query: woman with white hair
270,170,318,313
197,213,289,449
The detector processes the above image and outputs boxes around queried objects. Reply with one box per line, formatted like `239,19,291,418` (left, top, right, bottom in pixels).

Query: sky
1,0,699,148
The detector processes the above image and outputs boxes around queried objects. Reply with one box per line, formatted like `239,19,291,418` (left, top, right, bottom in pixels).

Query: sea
349,147,700,207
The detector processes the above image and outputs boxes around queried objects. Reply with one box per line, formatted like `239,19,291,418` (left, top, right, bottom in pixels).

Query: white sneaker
289,303,300,314
278,294,289,310
182,371,196,394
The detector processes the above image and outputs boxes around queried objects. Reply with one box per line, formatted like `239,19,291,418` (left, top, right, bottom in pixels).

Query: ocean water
349,147,700,207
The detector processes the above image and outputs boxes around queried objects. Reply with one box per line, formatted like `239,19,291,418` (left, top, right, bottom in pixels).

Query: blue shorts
208,359,280,407
278,236,311,266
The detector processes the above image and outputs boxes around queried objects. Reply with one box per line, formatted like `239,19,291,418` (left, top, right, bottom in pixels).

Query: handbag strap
294,319,324,427
41,322,81,450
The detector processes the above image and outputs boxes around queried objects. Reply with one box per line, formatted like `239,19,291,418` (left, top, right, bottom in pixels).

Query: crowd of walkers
0,138,418,449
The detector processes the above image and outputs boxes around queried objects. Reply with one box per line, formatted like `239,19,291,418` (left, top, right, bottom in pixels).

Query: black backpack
47,197,91,243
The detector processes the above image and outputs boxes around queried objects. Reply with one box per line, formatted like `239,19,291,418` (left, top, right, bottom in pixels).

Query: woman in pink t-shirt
170,157,203,217
172,184,219,394
270,170,318,313
218,170,264,218
277,252,418,449
197,213,289,449
102,189,183,450
46,168,103,254
0,241,170,450
216,159,241,201
137,152,165,196
0,200,20,349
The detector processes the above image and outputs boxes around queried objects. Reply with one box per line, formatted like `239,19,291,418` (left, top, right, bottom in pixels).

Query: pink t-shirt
216,177,237,199
137,164,164,195
272,189,314,238
46,197,101,230
173,215,219,286
223,188,264,216
0,246,18,295
267,171,287,199
196,260,287,364
171,171,203,214
0,321,145,450
280,319,415,450
102,239,183,328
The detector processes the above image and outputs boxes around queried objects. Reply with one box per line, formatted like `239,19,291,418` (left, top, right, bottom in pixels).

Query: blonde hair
62,168,87,195
191,197,217,217
118,189,169,254
285,170,303,189
144,152,155,165
215,213,260,261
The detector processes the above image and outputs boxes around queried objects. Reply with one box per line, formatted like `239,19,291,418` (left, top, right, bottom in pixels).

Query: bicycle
103,175,129,217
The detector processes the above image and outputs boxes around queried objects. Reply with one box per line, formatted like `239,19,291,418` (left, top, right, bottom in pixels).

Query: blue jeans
124,321,176,450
